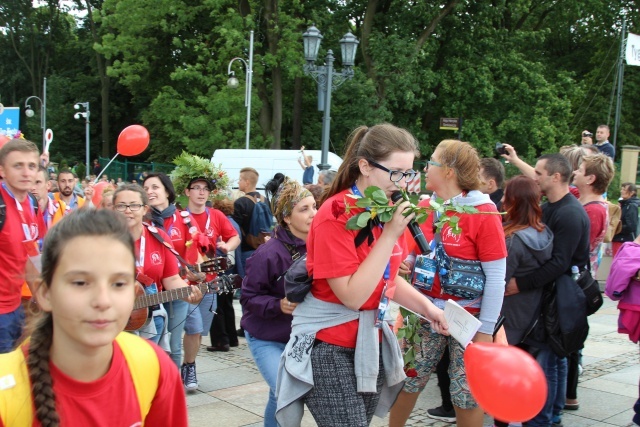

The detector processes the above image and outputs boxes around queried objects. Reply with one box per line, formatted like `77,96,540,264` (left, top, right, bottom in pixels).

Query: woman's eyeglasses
114,203,145,212
367,160,417,183
425,160,443,169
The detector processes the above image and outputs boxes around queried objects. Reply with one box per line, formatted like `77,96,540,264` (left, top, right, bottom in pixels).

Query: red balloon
464,343,547,422
117,125,150,156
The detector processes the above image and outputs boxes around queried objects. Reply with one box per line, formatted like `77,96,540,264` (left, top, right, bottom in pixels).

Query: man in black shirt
505,153,590,427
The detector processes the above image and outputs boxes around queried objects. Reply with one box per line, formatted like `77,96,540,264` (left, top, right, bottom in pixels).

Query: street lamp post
74,102,90,177
227,30,254,150
303,26,359,170
24,77,47,152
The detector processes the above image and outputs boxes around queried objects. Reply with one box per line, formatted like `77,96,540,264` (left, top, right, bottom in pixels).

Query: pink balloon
0,135,10,149
464,343,547,422
90,181,111,206
117,125,150,156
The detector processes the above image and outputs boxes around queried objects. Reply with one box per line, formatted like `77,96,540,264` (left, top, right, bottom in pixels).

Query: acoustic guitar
125,274,242,331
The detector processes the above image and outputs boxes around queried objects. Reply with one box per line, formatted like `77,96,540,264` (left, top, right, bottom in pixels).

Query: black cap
187,177,216,191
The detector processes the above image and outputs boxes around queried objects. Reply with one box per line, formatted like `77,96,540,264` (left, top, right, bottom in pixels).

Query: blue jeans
526,347,567,427
245,331,285,427
0,305,25,353
163,300,189,368
149,315,165,345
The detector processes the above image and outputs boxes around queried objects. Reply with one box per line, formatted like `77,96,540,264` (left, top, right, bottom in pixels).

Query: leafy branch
343,186,480,234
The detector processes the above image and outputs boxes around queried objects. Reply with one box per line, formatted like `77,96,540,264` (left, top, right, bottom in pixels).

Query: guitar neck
133,279,221,310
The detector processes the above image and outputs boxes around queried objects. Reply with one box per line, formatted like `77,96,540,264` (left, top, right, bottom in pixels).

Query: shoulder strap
116,332,160,423
0,345,33,427
245,194,257,204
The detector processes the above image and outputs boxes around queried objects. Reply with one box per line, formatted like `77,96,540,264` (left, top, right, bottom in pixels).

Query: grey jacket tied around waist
275,293,406,427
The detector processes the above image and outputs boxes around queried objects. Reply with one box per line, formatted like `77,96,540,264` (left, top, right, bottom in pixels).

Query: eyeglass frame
366,159,418,183
425,160,443,169
114,203,146,212
188,185,211,192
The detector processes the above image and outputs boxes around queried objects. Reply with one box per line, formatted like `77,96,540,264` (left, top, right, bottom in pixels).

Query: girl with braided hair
0,209,187,426
240,175,317,427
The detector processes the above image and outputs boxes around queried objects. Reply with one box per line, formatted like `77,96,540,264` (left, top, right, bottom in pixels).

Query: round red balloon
117,125,150,156
464,343,547,422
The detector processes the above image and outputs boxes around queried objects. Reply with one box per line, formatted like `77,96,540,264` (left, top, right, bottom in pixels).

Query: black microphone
391,191,431,254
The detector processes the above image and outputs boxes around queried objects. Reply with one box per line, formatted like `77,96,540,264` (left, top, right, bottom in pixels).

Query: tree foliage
0,0,639,172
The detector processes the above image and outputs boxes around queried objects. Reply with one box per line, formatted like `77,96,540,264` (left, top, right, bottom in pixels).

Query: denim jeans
0,305,25,353
163,300,189,368
149,315,165,345
245,331,285,427
526,347,567,427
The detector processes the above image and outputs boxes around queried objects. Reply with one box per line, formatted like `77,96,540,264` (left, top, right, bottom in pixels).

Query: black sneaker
426,406,456,423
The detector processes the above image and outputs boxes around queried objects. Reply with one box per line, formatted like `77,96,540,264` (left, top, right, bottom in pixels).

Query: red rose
404,367,418,378
332,199,346,219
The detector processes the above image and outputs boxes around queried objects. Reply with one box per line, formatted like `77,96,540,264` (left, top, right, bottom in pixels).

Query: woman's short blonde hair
436,139,481,191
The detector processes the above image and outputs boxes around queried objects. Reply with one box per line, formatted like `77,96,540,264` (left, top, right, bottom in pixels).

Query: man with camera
581,130,593,145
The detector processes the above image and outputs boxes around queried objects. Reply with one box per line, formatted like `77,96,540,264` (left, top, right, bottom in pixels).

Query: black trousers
209,292,238,346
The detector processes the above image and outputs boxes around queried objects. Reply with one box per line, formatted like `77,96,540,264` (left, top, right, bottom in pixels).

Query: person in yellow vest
51,169,94,225
0,209,188,426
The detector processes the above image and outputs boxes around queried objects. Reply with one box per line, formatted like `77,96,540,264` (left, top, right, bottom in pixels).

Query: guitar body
125,282,149,331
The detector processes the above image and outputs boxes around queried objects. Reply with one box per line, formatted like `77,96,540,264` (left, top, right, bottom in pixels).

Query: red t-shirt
418,198,507,307
308,189,405,348
190,208,238,245
583,201,607,252
135,226,180,291
190,208,238,281
163,212,191,260
0,186,43,313
8,339,187,427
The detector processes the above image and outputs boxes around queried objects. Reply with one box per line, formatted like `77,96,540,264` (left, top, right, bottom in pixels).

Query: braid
27,313,59,427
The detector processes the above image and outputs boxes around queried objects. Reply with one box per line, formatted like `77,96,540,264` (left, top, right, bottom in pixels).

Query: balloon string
94,153,119,184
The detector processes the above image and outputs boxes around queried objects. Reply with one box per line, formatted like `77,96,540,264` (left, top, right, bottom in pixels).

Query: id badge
412,254,437,292
374,283,390,328
144,282,159,295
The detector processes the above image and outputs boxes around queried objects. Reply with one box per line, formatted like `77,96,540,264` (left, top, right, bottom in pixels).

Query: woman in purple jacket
606,235,640,426
240,177,317,427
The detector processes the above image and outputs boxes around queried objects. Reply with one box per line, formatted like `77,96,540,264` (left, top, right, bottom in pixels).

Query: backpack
0,191,39,233
604,202,621,243
243,194,273,249
0,332,159,426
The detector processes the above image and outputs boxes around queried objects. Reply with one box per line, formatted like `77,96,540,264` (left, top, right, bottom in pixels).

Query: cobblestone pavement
187,297,638,426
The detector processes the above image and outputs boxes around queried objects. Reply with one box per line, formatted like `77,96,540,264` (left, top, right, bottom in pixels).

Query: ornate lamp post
24,77,47,151
227,30,254,150
303,25,359,170
74,102,90,176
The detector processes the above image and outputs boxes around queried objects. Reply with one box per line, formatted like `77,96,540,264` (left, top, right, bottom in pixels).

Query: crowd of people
0,120,637,427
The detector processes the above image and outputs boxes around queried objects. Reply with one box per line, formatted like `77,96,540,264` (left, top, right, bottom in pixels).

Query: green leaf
371,188,389,205
356,211,372,228
449,215,460,224
396,328,406,339
378,210,393,222
415,212,428,223
430,199,441,210
346,215,361,230
355,198,372,208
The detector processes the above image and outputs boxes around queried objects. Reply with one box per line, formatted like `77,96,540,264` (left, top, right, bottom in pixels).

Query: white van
211,149,342,192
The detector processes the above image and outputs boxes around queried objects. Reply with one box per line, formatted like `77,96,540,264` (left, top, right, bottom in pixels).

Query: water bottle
571,265,580,282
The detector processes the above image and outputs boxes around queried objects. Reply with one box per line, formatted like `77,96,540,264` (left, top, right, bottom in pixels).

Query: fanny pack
435,242,486,299
433,213,485,299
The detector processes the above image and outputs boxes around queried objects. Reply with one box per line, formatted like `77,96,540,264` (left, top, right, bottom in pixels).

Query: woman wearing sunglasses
112,184,202,347
389,139,507,427
276,124,448,427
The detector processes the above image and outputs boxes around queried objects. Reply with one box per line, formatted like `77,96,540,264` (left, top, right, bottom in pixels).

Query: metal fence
97,157,174,182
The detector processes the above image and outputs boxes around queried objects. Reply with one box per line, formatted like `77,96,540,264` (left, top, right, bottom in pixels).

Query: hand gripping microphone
391,191,431,254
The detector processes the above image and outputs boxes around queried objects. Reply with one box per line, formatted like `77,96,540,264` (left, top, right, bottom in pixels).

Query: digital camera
582,131,593,138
